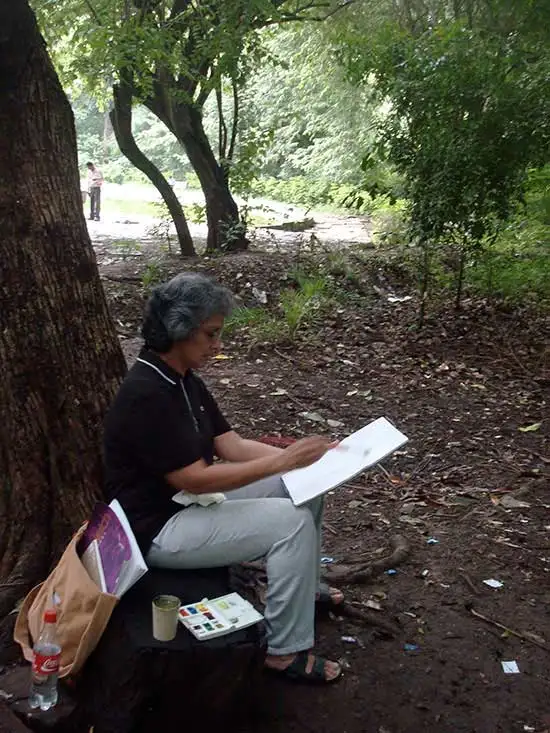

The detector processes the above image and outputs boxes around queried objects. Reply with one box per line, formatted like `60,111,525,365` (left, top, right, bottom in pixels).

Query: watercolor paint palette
178,592,263,641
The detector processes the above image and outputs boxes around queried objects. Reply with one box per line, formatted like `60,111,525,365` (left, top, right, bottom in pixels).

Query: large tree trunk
0,0,126,638
110,82,196,257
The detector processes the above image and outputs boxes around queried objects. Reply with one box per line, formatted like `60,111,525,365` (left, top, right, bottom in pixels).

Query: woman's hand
277,436,337,472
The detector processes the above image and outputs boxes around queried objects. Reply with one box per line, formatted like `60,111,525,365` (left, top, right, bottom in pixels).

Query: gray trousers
89,186,101,219
146,476,323,655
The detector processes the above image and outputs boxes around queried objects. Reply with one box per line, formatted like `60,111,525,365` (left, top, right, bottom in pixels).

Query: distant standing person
87,161,104,221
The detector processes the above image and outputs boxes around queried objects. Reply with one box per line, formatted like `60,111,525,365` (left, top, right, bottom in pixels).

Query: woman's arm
166,435,334,495
214,430,284,462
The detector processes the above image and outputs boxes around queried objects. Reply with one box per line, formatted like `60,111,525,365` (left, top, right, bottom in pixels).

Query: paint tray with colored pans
178,592,263,640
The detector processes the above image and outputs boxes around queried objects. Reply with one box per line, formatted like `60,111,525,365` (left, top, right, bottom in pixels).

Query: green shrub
280,275,328,338
246,176,373,214
141,263,164,292
224,307,287,343
468,251,550,301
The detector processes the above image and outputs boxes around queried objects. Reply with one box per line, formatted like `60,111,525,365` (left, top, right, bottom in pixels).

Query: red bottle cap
44,609,57,623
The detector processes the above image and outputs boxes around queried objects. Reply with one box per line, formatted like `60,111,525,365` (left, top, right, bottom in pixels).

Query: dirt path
86,191,373,252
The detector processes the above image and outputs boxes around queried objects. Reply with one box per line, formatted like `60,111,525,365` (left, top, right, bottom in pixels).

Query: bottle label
33,652,60,676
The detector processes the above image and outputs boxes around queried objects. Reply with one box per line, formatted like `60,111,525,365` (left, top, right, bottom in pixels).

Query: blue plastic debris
385,569,397,575
426,538,439,545
404,643,419,651
320,556,335,564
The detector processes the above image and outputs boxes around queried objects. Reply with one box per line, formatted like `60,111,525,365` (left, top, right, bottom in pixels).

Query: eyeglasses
199,327,223,341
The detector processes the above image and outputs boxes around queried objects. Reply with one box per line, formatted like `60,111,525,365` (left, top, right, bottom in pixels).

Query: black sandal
266,651,342,684
316,582,344,611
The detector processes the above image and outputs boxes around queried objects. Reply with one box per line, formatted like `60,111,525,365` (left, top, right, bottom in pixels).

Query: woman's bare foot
265,652,342,682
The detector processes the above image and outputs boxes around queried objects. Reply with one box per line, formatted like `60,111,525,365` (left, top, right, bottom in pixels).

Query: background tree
110,77,196,256
239,24,376,188
338,0,550,322
71,94,191,182
33,0,350,252
0,0,126,649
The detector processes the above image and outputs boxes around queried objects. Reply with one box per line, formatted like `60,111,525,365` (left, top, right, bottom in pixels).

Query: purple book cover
78,502,132,595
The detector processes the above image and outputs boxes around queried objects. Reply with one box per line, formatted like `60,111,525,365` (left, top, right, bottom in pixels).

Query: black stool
76,567,266,733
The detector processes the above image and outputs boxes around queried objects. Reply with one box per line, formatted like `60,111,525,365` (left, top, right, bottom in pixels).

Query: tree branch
193,61,215,107
227,76,239,163
83,0,103,25
323,535,411,584
216,82,228,161
257,0,357,27
169,0,192,20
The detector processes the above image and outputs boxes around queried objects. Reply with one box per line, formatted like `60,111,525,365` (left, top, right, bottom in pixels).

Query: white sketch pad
282,417,408,506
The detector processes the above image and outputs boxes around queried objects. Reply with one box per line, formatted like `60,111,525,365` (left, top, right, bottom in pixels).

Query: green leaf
518,422,542,432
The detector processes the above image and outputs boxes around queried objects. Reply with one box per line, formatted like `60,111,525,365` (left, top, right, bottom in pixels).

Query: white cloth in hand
172,491,226,508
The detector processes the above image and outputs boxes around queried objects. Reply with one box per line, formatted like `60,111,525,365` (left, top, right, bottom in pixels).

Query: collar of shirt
135,348,187,387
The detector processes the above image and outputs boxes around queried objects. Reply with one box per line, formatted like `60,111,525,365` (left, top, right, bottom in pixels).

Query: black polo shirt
103,348,231,554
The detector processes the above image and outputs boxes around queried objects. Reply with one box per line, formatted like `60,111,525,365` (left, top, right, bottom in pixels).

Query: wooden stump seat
3,567,266,733
78,566,267,732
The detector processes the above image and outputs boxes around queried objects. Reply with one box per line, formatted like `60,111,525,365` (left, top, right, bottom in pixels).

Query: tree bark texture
0,0,127,625
144,96,249,252
110,82,196,257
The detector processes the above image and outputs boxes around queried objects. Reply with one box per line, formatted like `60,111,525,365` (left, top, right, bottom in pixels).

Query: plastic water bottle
29,609,61,711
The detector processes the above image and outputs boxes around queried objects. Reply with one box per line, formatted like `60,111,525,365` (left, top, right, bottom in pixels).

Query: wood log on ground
264,218,316,232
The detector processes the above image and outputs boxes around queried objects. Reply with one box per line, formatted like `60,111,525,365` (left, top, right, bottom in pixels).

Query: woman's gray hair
142,272,234,352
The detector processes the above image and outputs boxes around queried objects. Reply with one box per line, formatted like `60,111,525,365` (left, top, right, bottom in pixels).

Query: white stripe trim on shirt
136,357,177,385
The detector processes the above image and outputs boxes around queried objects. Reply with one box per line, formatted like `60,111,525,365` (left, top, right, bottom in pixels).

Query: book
80,539,107,592
282,416,408,506
108,499,148,596
178,592,263,641
77,500,148,597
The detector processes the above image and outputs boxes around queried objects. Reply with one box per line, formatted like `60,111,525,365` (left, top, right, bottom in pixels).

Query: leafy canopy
33,0,349,106
341,0,550,247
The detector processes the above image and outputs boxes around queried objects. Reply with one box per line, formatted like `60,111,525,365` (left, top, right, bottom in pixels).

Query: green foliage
279,274,327,338
62,13,385,203
238,24,379,187
319,251,364,290
225,273,329,344
356,23,548,238
370,198,410,248
186,203,207,225
339,0,550,314
225,128,275,197
466,166,550,301
246,175,370,213
219,218,248,252
141,262,164,291
468,250,550,302
367,165,550,303
71,95,191,183
33,0,359,191
224,306,287,343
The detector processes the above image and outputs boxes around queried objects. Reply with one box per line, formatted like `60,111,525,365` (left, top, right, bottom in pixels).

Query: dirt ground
96,224,549,733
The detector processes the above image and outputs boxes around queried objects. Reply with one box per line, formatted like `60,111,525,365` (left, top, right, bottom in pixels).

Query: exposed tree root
323,534,411,585
333,602,401,637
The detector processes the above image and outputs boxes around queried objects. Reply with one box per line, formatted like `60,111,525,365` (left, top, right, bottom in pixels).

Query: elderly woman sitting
103,272,343,683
